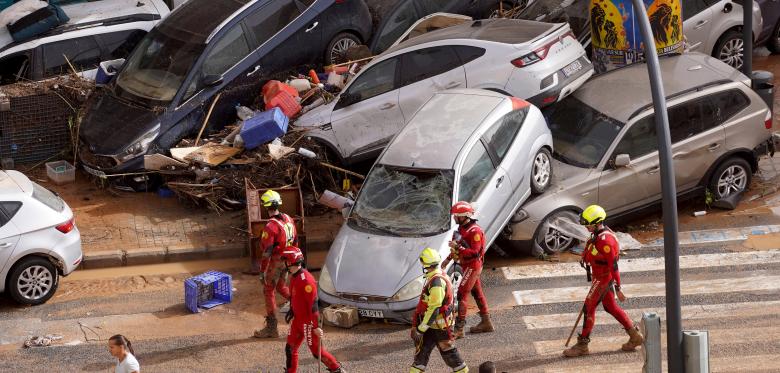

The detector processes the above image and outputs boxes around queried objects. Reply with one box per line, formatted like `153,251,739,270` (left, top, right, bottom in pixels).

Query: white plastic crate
45,160,75,184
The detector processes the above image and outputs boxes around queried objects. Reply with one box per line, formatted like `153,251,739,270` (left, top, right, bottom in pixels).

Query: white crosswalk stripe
543,354,779,373
502,250,780,280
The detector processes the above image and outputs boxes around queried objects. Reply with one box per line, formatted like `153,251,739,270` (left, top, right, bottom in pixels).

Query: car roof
383,18,556,55
0,0,166,54
158,0,251,44
380,89,508,170
0,170,31,197
573,53,749,122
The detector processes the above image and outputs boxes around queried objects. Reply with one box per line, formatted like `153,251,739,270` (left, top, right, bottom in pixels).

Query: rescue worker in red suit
281,247,346,373
254,190,298,339
564,205,644,357
444,201,493,339
410,247,469,373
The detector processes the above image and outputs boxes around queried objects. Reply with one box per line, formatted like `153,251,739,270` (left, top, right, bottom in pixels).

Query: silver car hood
295,101,336,128
325,224,453,297
546,158,593,192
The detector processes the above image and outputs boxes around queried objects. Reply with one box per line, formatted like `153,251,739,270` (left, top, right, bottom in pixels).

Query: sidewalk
29,169,343,269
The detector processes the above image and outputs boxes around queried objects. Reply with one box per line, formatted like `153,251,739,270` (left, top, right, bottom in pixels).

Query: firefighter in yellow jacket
410,247,469,373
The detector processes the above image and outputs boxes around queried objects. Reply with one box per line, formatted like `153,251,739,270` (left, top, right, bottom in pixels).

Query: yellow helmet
580,205,606,225
419,247,441,268
261,190,282,209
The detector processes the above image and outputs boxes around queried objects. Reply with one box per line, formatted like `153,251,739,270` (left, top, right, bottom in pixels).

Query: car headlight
392,275,425,301
319,265,337,295
119,124,160,162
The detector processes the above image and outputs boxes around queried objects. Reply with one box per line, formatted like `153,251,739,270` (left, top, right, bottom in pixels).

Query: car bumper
754,135,777,158
526,56,594,108
50,226,83,275
81,154,144,176
318,289,416,321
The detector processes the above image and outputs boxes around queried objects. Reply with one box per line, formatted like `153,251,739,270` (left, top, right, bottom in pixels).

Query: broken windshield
543,96,624,168
350,165,454,237
115,29,205,104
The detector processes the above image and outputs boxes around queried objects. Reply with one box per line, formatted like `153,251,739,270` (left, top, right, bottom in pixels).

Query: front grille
79,144,117,169
337,293,391,302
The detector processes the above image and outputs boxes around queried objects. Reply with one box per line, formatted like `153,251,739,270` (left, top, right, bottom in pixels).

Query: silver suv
507,52,774,253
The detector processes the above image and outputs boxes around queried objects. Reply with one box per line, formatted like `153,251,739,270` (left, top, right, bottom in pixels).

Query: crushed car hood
325,224,453,298
295,101,335,128
80,91,159,155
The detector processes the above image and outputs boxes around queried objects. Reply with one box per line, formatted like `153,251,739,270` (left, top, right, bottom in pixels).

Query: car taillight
335,0,346,3
56,218,74,234
765,111,773,129
511,31,575,68
510,97,530,110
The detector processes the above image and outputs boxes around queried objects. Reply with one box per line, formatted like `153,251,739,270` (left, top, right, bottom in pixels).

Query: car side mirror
202,74,223,87
723,3,733,13
614,154,631,168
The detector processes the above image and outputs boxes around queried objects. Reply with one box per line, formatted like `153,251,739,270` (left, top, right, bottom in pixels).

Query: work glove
410,328,423,345
285,309,294,324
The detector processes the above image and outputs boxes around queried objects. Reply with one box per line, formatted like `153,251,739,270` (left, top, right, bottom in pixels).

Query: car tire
768,21,780,54
531,148,552,194
712,30,744,69
535,210,580,254
325,32,361,66
7,256,59,305
708,157,752,200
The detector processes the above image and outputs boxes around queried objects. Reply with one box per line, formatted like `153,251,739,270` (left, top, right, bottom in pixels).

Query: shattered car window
544,96,624,168
116,29,205,104
350,165,454,237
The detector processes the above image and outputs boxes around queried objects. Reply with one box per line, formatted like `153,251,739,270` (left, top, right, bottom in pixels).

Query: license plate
358,309,384,318
562,60,583,77
83,165,106,178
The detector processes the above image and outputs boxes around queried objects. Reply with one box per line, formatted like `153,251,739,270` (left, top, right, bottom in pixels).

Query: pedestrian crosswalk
499,248,780,371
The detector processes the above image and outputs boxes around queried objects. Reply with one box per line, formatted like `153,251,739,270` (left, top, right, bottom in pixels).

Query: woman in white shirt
108,334,140,373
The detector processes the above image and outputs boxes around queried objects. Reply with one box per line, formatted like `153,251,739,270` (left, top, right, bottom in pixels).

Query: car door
329,56,404,160
397,46,467,120
480,107,529,221
597,115,662,213
683,0,715,52
668,96,725,191
39,35,102,80
0,202,22,275
457,140,511,245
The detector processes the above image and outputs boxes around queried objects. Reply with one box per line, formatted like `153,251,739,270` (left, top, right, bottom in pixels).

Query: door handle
673,151,689,159
379,103,396,110
496,176,505,188
694,20,709,29
647,165,660,174
305,21,319,33
445,81,462,89
707,143,721,151
0,242,12,249
246,65,261,77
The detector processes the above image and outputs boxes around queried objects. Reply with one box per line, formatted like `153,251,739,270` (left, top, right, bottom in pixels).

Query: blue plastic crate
184,271,232,313
240,107,289,150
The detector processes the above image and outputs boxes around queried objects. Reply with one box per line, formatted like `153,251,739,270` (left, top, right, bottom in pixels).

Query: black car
366,0,501,54
79,0,371,176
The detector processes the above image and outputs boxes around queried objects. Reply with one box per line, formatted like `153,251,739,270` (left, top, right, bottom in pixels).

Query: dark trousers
412,328,467,372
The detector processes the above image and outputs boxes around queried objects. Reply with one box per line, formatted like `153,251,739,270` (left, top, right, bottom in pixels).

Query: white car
0,171,82,305
0,0,169,85
318,90,553,320
297,17,593,165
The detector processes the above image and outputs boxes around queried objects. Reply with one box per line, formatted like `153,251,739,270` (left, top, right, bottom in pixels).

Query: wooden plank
170,147,199,162
184,143,242,166
144,154,188,171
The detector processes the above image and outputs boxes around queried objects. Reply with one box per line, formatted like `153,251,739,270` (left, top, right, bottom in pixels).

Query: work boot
453,318,466,339
469,314,495,334
328,366,346,373
622,325,644,351
563,334,590,357
253,316,279,338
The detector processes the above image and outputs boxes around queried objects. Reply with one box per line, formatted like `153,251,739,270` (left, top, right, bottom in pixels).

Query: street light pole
743,0,753,76
630,1,684,372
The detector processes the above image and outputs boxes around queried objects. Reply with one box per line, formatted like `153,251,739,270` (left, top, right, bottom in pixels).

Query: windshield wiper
349,213,401,237
553,151,590,168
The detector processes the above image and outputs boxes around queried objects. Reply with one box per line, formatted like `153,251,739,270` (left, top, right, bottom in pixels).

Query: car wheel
7,257,59,305
531,148,552,194
768,21,780,54
325,32,360,65
535,210,579,254
709,157,752,200
713,30,744,69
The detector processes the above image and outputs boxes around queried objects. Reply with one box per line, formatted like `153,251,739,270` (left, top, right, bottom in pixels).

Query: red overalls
285,268,340,373
580,227,633,337
260,213,297,317
447,221,490,321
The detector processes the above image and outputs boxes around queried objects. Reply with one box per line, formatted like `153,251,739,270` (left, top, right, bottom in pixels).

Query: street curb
79,239,334,269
